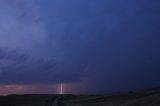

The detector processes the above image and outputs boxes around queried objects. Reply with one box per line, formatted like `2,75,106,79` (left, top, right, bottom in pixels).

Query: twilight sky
0,0,160,95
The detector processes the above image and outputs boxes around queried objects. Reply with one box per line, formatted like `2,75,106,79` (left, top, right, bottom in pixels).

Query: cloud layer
0,0,160,93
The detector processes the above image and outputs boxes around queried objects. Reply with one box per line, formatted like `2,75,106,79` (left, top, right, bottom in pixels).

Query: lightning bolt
60,83,63,94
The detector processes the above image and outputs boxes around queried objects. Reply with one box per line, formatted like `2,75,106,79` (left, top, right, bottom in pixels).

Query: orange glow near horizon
0,80,91,95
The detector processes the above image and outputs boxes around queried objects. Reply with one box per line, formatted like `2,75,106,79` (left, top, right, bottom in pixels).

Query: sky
0,0,160,95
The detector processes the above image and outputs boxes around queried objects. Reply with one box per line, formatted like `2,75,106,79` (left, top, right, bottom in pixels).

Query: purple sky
0,0,160,95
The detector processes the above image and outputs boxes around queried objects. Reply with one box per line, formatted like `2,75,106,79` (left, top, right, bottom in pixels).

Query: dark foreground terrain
0,88,160,106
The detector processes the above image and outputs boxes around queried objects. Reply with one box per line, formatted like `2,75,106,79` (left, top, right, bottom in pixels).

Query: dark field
0,94,59,106
1,88,160,106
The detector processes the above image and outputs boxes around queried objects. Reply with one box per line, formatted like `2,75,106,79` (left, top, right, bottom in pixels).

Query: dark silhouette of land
0,87,160,106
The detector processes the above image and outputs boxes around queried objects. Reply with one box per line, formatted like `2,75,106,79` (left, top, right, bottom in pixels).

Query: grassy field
61,88,160,106
0,88,160,106
0,94,58,106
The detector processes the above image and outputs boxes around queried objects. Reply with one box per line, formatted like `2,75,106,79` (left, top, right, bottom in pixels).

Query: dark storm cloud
0,0,160,92
0,48,83,84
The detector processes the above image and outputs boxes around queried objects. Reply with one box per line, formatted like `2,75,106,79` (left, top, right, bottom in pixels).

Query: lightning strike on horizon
60,83,63,94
